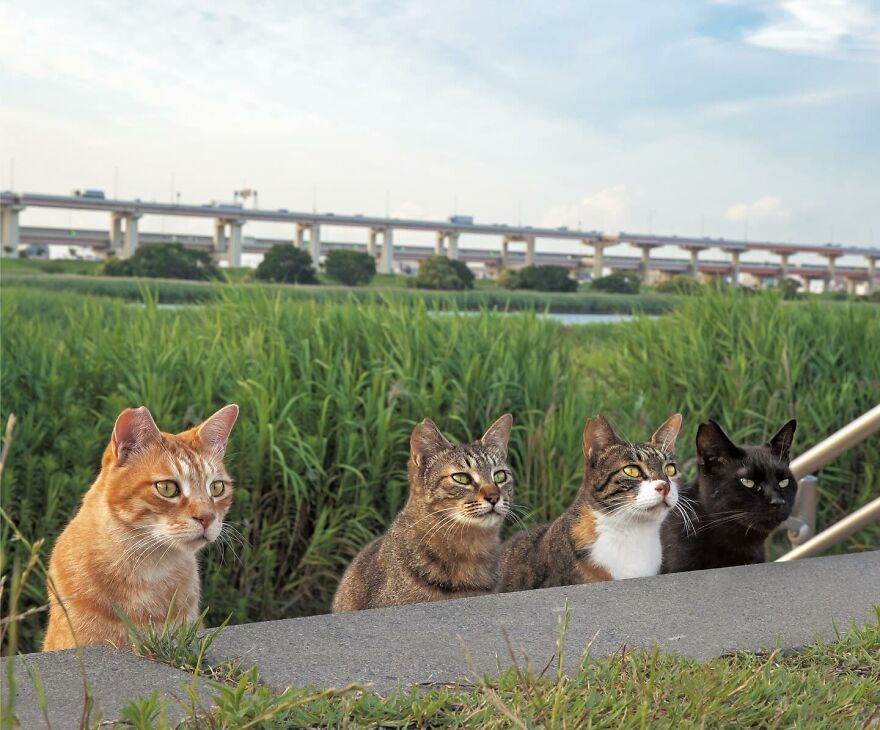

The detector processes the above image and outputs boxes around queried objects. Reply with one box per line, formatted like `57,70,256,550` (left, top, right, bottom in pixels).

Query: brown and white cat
42,404,239,652
498,414,682,592
332,415,514,612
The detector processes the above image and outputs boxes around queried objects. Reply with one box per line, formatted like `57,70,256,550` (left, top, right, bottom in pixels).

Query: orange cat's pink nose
192,512,215,528
654,483,669,497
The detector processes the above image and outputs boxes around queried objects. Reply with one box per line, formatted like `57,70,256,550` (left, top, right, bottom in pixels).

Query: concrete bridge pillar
367,228,378,257
845,278,856,296
780,253,791,280
867,257,877,293
213,219,228,254
380,228,394,274
1,204,24,257
501,236,510,269
591,242,605,279
687,248,700,277
121,213,141,258
726,250,741,285
434,231,445,256
110,213,125,253
525,236,536,267
309,224,321,264
226,222,243,267
824,254,839,291
447,233,459,260
638,245,653,283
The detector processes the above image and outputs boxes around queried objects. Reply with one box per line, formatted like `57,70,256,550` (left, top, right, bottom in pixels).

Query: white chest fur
590,514,663,580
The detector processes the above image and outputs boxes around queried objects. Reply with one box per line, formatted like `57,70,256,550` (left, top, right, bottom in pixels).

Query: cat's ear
196,404,239,456
767,419,797,460
410,419,453,467
583,415,621,462
650,413,683,451
111,407,161,464
696,421,742,465
480,414,513,452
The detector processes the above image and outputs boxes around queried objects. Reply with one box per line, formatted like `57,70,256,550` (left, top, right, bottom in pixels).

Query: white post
380,228,394,274
525,236,536,267
434,231,445,256
447,233,459,260
0,204,23,257
310,223,321,264
227,221,243,267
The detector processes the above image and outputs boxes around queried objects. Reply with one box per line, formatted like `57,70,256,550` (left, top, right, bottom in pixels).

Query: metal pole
776,496,880,561
790,403,880,479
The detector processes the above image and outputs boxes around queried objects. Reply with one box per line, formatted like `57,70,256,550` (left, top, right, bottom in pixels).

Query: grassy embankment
1,285,877,656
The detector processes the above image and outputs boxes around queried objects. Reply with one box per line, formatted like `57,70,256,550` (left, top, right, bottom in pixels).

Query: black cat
662,419,797,573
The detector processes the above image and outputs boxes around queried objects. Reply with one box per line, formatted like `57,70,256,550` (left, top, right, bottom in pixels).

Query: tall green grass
1,286,877,654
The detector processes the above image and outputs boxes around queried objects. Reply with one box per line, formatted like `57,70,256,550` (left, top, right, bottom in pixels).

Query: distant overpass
2,191,878,291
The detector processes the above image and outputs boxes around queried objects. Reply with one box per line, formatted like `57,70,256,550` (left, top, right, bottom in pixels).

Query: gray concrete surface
1,646,214,729
209,551,879,692
3,551,877,725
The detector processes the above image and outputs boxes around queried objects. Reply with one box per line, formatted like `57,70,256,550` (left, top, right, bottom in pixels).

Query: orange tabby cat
42,404,239,652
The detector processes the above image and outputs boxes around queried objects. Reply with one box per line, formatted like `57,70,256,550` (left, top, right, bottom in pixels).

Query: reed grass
1,285,877,654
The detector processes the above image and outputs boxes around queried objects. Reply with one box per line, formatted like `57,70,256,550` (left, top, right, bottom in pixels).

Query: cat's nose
192,512,215,528
654,482,669,497
482,490,500,505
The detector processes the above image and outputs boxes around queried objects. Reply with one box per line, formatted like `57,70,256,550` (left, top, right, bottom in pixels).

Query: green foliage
2,287,878,654
656,275,702,295
413,256,475,290
254,245,318,284
324,249,376,287
102,243,218,281
775,277,803,300
499,265,577,292
592,270,641,294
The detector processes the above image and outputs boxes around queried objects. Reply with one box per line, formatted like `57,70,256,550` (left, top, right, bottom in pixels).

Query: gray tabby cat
332,415,514,612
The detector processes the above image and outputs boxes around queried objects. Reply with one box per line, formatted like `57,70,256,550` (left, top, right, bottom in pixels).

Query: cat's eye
739,478,756,489
451,473,472,485
664,464,677,477
493,470,508,484
779,478,790,489
155,480,180,498
622,466,641,478
210,481,226,497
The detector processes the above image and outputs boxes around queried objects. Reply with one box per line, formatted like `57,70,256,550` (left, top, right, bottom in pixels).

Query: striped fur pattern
498,414,682,591
331,415,514,612
42,405,238,652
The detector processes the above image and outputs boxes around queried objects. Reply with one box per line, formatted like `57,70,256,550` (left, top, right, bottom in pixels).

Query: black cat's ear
111,406,161,464
767,419,797,460
410,419,453,467
583,415,621,462
481,414,513,453
650,413,683,451
696,421,742,465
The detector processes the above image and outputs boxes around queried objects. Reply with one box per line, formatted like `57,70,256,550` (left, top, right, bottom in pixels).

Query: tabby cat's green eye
210,481,226,497
451,473,472,485
155,480,180,498
778,478,790,488
664,464,677,477
493,470,507,484
740,478,756,489
622,466,641,478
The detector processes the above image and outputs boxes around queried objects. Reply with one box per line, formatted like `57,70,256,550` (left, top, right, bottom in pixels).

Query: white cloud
746,0,880,60
724,195,790,222
541,185,629,231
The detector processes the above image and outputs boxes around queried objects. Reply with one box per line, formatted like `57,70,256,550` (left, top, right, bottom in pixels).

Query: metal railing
776,403,880,561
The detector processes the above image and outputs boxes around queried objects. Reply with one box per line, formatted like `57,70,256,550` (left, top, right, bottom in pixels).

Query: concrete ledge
4,552,877,725
2,647,214,729
209,551,879,692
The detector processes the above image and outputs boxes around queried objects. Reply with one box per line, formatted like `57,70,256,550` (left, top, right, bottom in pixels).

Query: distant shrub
776,277,803,300
413,256,474,290
656,276,702,295
254,245,318,285
592,271,641,294
103,242,218,280
500,265,576,292
865,289,880,303
325,250,376,286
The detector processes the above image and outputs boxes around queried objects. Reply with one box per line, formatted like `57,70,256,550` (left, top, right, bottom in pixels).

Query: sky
1,0,879,261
